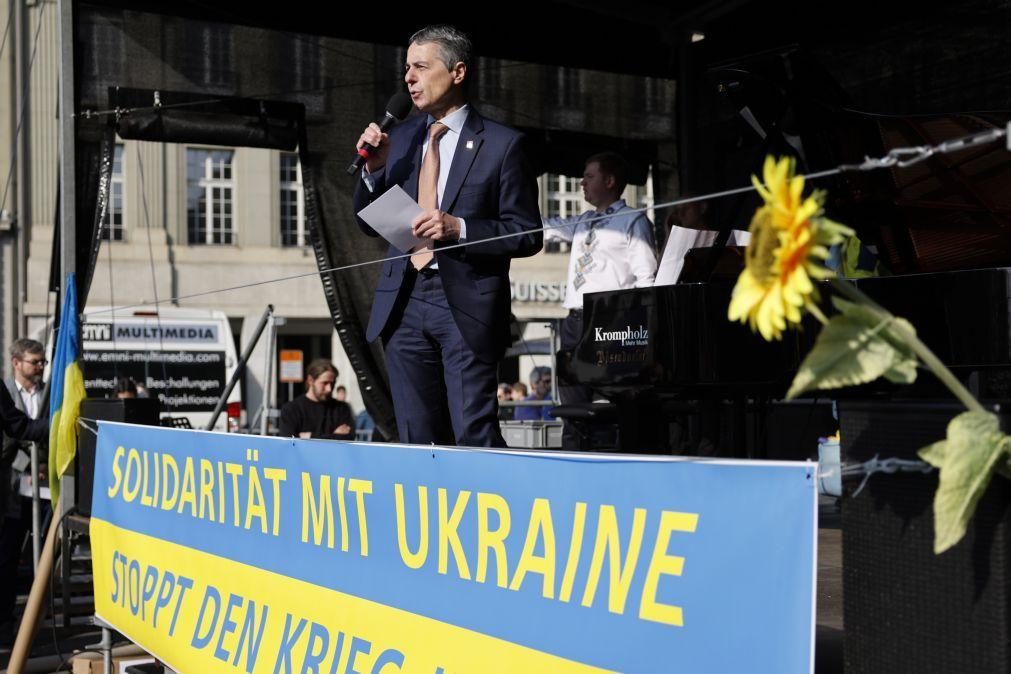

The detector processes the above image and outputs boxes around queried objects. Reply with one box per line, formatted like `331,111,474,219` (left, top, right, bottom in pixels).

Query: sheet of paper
654,226,751,286
356,185,426,254
655,226,718,286
11,449,28,473
19,474,50,500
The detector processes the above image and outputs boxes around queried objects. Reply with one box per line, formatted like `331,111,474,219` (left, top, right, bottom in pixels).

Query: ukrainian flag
48,272,87,503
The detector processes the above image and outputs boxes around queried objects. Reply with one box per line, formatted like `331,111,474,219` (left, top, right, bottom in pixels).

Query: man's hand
412,210,461,241
334,424,352,436
356,123,390,174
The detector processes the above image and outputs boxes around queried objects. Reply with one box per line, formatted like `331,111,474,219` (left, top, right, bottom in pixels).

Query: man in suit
354,25,542,447
0,339,49,640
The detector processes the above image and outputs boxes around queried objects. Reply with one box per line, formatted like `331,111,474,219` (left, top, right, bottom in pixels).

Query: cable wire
80,125,1007,319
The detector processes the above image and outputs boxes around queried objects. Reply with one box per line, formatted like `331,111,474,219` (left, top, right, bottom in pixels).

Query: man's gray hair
9,338,43,360
409,25,472,70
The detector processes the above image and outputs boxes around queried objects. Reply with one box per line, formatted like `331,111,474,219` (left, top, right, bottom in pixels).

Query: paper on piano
356,185,426,254
654,226,752,286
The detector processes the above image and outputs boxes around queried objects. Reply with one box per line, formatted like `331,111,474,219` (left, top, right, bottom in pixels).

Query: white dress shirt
362,105,470,250
544,199,658,310
15,380,41,420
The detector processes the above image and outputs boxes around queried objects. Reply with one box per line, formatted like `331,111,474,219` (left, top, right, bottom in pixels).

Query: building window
102,144,125,241
83,17,125,88
541,173,587,254
183,25,234,88
555,67,583,108
280,152,307,247
642,77,672,114
285,35,323,92
187,149,235,245
478,56,501,102
392,46,406,81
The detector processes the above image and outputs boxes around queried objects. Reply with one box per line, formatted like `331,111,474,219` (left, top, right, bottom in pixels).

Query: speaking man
354,25,542,447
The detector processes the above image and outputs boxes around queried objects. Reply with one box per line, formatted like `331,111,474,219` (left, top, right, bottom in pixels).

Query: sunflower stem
828,278,985,414
807,302,830,326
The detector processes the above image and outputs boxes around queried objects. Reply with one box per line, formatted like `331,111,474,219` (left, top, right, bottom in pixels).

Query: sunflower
728,156,852,341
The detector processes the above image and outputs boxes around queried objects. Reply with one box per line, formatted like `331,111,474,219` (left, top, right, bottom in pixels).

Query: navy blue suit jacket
354,109,542,362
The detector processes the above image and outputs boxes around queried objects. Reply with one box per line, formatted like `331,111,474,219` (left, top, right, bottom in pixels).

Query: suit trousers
383,268,505,447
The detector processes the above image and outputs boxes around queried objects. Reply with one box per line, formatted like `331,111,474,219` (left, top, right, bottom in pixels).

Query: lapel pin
466,140,474,150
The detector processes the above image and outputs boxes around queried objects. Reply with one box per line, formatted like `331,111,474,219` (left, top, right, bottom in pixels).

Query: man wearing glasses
514,366,555,421
0,338,49,642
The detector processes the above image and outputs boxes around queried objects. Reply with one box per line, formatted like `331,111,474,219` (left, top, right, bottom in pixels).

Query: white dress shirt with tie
544,199,658,310
362,105,470,264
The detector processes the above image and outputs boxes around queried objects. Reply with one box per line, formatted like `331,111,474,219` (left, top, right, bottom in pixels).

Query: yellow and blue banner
48,272,87,502
90,423,818,673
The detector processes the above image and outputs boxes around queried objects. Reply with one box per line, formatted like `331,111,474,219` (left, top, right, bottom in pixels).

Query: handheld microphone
347,92,414,175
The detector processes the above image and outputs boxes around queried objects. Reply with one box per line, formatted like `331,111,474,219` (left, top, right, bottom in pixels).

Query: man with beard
278,359,355,440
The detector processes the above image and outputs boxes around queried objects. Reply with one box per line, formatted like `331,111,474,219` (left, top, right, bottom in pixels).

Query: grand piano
562,108,1011,457
562,281,800,454
565,267,1011,454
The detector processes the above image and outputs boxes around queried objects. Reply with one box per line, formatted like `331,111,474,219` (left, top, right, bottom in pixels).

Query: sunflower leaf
916,411,1011,554
786,298,919,399
841,235,875,279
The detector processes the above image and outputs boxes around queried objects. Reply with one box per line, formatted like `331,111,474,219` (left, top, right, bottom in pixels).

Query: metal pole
101,624,112,674
205,304,273,430
13,0,31,337
29,442,40,571
259,313,277,436
57,0,76,519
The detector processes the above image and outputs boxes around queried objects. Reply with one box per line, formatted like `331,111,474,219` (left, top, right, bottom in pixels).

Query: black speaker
840,400,1011,673
76,398,161,517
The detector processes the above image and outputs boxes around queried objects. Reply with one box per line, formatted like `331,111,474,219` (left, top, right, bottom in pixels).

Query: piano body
563,282,800,454
566,267,1011,456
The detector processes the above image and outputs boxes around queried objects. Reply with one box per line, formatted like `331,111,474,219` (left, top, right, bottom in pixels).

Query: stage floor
817,499,844,674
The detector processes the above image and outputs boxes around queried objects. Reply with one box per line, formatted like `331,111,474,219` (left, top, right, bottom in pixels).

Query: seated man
278,359,354,440
514,366,555,421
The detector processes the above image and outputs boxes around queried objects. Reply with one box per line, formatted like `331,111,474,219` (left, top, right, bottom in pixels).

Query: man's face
405,41,466,116
308,371,336,402
581,162,616,210
531,373,552,399
13,351,45,388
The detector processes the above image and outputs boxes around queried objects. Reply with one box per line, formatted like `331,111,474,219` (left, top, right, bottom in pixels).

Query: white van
75,307,242,431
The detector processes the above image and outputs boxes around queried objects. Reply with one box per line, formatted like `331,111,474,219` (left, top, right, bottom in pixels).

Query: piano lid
698,48,1011,277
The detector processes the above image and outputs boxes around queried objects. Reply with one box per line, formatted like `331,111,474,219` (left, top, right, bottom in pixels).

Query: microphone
346,92,414,175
